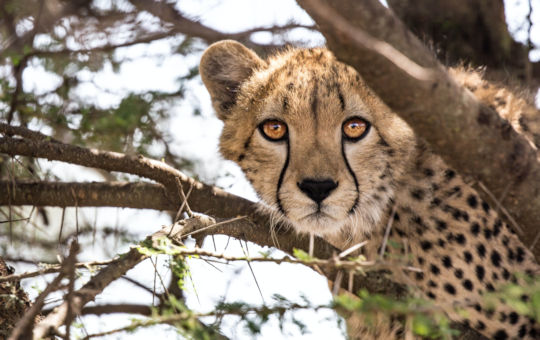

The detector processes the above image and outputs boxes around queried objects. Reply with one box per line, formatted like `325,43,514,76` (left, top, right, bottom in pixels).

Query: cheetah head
200,40,416,241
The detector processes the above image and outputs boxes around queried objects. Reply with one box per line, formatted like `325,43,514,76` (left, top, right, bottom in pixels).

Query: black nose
297,178,338,204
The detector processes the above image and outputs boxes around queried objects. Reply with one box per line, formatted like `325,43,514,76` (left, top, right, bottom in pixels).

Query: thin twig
379,205,397,259
0,259,114,283
478,182,523,235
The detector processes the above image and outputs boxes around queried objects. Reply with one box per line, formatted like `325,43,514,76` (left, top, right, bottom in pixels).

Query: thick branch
0,133,251,219
298,0,540,260
0,180,176,211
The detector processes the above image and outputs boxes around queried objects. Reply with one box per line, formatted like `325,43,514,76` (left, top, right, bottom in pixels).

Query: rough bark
387,0,533,85
297,0,540,261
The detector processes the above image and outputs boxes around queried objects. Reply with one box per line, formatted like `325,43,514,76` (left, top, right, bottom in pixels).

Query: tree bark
387,0,533,85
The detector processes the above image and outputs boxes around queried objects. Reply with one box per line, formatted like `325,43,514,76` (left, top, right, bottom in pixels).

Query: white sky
8,0,540,339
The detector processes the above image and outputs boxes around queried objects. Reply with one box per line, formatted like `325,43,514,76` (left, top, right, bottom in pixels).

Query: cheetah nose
297,178,338,204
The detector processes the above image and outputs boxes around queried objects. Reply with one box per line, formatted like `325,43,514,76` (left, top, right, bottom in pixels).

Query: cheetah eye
342,116,370,141
259,119,288,141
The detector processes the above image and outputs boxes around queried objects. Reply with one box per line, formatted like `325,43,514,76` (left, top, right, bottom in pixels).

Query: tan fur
200,40,540,339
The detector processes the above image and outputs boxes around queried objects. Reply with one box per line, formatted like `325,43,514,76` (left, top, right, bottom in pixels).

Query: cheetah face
200,41,416,240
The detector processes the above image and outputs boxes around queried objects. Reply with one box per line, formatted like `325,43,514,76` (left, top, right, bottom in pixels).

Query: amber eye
259,120,288,141
342,117,370,140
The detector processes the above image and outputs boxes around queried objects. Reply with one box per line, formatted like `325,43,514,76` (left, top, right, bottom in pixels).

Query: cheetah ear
200,40,265,120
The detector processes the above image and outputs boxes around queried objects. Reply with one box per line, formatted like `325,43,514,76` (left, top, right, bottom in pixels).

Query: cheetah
199,40,540,339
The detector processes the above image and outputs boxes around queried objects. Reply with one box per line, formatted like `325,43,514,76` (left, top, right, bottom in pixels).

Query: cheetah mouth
297,210,336,222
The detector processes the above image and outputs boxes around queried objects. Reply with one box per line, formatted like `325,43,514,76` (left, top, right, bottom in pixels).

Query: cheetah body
199,40,540,339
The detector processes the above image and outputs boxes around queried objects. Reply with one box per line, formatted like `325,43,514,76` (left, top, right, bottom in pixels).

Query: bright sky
11,0,540,339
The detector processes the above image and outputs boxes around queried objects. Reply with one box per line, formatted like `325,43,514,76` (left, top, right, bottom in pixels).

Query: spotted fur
200,40,540,339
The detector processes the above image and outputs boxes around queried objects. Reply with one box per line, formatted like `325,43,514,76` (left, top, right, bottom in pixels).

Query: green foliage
334,289,459,339
292,248,314,261
484,274,540,323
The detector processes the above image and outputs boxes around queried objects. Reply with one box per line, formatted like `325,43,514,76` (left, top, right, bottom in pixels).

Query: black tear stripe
341,140,360,214
276,139,290,216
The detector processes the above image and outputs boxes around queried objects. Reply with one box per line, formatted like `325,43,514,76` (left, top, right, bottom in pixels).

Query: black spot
430,197,441,207
474,304,482,312
476,320,486,330
444,169,456,181
377,185,387,192
420,241,433,251
427,280,437,288
423,168,434,177
486,283,495,292
462,279,473,291
492,272,499,281
338,91,345,111
415,272,424,281
529,326,537,338
484,228,492,240
435,219,447,231
427,292,436,299
507,248,516,262
491,250,502,267
238,154,245,161
467,195,478,208
518,324,527,337
456,234,466,245
516,247,526,263
463,251,473,263
411,215,423,225
470,222,480,235
502,268,510,280
493,219,502,236
477,244,486,258
509,312,519,325
430,264,440,275
481,200,490,213
444,283,456,295
417,257,425,265
493,329,508,340
499,312,507,322
410,189,425,200
446,232,455,243
393,212,400,221
437,239,446,247
476,265,485,281
454,269,463,279
461,211,469,222
442,256,452,268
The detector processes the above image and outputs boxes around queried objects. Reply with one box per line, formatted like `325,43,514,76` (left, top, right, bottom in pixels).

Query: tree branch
0,180,176,211
297,0,540,260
